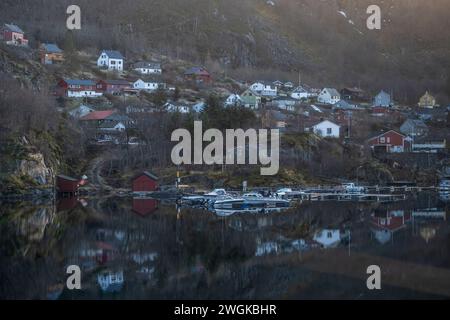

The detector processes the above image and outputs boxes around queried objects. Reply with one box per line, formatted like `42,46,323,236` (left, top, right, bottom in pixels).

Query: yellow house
418,91,436,109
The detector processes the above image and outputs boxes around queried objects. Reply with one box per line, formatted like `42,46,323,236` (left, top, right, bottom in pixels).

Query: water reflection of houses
228,216,274,232
77,228,126,271
255,237,316,257
370,209,412,244
57,197,79,211
412,208,447,243
132,198,159,216
313,229,341,248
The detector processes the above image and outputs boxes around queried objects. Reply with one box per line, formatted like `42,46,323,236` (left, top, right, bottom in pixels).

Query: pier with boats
162,180,450,215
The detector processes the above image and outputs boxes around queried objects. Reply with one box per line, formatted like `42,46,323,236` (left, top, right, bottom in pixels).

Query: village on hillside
1,3,450,302
1,22,450,193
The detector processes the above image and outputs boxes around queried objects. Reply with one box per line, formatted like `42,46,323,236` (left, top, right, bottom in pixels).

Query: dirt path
86,156,114,192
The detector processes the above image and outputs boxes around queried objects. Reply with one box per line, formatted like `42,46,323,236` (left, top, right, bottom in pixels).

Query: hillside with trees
1,0,450,103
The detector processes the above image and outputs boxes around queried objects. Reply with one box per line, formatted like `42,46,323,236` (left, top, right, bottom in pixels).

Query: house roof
101,50,124,60
80,110,116,121
99,121,125,129
106,114,131,122
341,87,364,94
376,90,391,97
273,96,297,102
323,88,340,96
253,80,275,86
4,23,24,33
184,66,210,76
333,100,353,109
312,120,340,128
292,86,308,93
368,130,405,141
64,79,96,86
135,171,159,181
41,43,62,53
57,174,79,182
134,61,161,69
401,119,428,130
102,79,130,85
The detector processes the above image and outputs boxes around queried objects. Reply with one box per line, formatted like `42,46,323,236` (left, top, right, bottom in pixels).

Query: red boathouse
56,175,81,194
132,171,159,193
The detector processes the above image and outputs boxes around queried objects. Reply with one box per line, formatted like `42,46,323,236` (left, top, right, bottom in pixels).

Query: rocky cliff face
1,136,57,197
16,151,55,186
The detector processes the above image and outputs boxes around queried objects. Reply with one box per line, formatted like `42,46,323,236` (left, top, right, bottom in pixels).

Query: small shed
132,171,159,193
56,175,80,194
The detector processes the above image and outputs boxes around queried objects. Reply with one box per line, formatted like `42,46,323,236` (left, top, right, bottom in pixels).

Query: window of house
327,232,333,238
380,137,386,143
111,60,116,65
386,137,391,143
327,128,332,135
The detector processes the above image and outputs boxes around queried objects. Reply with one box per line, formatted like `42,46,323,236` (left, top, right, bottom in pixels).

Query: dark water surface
1,193,449,300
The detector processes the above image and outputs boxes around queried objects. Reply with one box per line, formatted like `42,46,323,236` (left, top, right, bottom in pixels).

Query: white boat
275,188,293,198
242,192,291,208
342,183,365,194
213,196,246,209
204,188,228,199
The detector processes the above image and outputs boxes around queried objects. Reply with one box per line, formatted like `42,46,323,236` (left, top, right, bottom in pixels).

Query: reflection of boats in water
439,178,450,191
242,192,291,208
213,196,246,209
214,193,290,210
214,207,286,217
439,177,450,202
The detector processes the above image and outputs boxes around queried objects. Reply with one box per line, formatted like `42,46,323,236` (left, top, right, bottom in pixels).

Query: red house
132,171,159,193
132,198,158,216
371,210,411,234
371,209,412,244
56,175,81,194
184,67,212,84
1,23,28,46
55,79,102,98
367,130,411,153
79,110,116,122
96,80,131,95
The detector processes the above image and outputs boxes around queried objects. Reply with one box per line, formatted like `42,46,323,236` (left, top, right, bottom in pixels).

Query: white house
290,86,309,100
249,81,277,97
192,102,206,113
313,229,341,248
133,79,159,91
312,120,340,138
225,94,243,106
164,102,190,113
97,50,125,71
284,81,294,89
317,88,341,104
133,61,162,75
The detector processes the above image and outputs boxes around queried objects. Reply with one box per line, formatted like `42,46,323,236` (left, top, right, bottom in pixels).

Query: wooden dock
295,192,407,203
